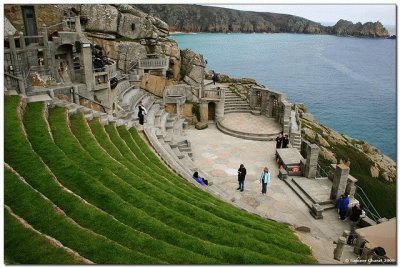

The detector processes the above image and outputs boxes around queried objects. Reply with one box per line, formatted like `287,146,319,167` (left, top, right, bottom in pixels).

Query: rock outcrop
180,49,206,88
135,4,389,38
331,19,388,37
299,106,396,182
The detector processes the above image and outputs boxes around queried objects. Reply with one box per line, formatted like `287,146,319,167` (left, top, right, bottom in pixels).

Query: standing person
339,193,350,220
275,131,283,149
138,101,147,125
237,164,246,192
259,166,271,195
212,71,217,85
282,134,289,148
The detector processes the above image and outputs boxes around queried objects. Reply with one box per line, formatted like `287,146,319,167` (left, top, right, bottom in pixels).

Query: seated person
192,171,208,186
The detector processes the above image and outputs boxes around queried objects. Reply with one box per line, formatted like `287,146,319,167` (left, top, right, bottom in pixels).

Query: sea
171,29,397,161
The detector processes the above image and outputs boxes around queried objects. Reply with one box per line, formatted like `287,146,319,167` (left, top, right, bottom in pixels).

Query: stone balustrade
138,57,169,70
201,88,221,100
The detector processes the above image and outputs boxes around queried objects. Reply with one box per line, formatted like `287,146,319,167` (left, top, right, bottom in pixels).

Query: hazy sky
207,4,396,25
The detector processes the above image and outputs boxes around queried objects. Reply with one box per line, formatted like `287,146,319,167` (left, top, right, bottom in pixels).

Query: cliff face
135,4,389,38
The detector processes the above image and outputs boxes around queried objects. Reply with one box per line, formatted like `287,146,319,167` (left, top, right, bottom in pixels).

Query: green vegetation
4,199,85,264
4,96,316,264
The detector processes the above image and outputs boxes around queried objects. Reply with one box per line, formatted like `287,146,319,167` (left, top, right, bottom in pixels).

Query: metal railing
354,185,381,223
316,164,330,178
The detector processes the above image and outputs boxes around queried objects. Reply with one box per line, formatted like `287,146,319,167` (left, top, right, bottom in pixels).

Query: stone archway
208,102,216,121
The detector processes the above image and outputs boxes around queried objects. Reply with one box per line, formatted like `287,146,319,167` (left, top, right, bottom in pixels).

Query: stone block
195,122,208,130
310,203,323,219
295,226,311,232
278,169,288,180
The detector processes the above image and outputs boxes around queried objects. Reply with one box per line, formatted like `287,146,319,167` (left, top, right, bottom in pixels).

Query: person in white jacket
259,166,270,195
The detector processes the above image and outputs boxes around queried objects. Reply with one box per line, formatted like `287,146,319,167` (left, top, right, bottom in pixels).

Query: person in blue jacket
338,193,350,220
192,171,208,186
259,166,271,195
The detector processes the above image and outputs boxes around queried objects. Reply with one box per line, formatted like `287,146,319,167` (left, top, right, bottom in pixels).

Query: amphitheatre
3,4,396,264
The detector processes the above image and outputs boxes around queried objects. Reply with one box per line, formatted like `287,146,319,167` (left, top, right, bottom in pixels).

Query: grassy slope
4,96,316,264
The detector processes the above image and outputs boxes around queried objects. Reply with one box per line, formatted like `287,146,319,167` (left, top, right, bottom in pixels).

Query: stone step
27,94,52,103
224,109,252,114
251,110,261,116
283,177,313,210
216,121,277,141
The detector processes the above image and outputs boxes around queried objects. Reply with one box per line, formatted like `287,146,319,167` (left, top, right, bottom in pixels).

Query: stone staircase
283,177,336,213
224,90,251,114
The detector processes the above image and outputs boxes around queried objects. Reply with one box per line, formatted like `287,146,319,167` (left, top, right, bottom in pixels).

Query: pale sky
207,4,396,26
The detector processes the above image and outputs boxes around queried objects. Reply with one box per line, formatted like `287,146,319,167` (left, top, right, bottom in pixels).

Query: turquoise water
171,33,396,160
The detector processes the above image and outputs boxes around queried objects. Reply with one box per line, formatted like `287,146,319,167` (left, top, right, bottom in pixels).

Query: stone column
282,102,292,133
346,175,358,198
330,164,350,201
305,143,319,179
333,236,347,261
354,232,366,255
249,87,257,109
75,16,82,33
261,91,268,115
215,88,225,122
73,85,80,104
19,32,26,49
199,101,208,123
81,42,94,91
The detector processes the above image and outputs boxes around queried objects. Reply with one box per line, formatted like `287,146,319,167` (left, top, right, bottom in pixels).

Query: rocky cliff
135,4,389,38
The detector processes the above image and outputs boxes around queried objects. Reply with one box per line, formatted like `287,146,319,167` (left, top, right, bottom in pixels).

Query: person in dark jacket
282,134,289,148
212,71,217,85
138,101,147,125
275,131,283,148
237,164,246,192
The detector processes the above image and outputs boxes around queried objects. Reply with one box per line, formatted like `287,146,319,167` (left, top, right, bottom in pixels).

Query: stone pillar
305,143,319,179
75,16,82,32
354,232,366,254
333,236,347,261
261,91,268,115
73,85,80,104
19,32,26,49
199,101,208,123
81,42,94,91
8,33,18,72
215,88,225,122
330,164,350,201
283,102,291,134
346,175,358,198
249,87,257,109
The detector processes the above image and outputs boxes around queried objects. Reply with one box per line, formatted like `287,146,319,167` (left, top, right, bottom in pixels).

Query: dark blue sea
171,33,397,160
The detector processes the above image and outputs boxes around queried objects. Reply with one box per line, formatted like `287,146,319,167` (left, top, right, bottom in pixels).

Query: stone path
185,122,353,264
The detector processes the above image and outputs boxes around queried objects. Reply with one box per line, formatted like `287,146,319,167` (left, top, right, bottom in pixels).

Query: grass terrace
4,96,316,264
